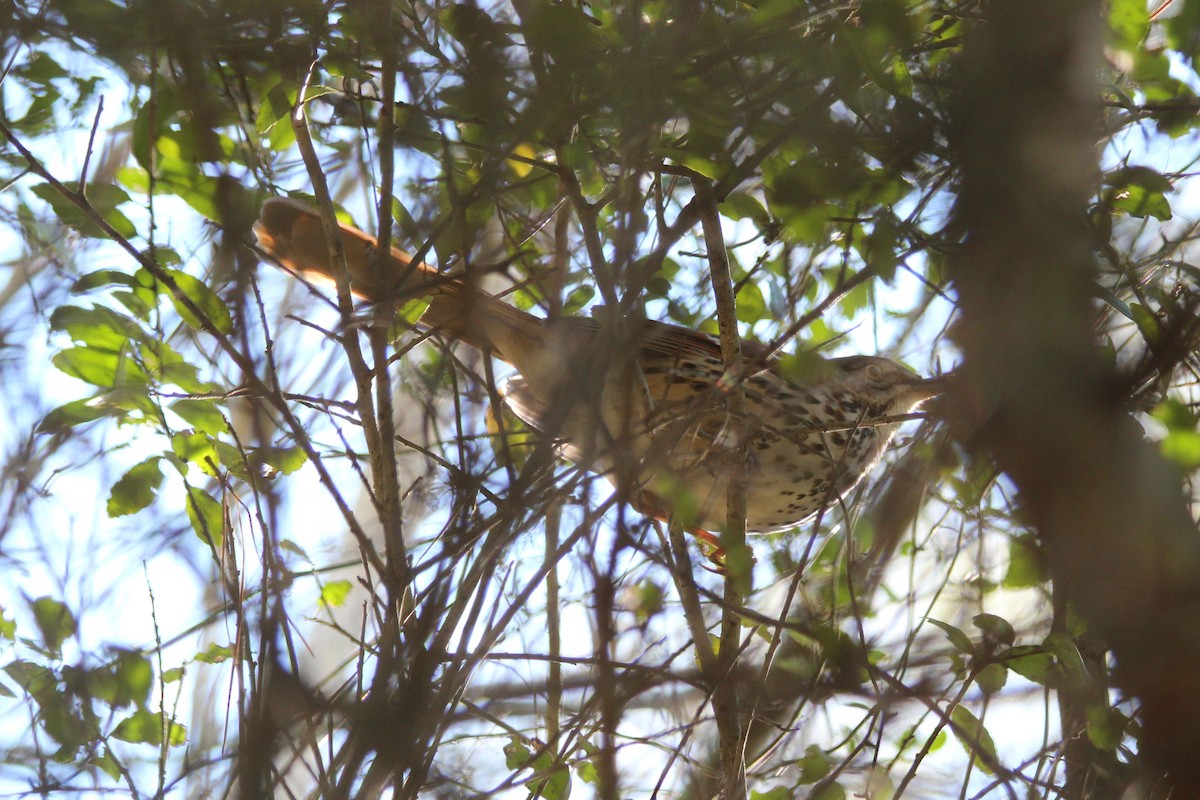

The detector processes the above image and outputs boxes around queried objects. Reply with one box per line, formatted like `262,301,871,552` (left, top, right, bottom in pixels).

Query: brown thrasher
254,197,941,544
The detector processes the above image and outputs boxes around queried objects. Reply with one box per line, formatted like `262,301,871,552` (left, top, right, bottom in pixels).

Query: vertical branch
544,500,562,746
695,178,749,800
368,0,411,600
950,1,1200,791
289,65,383,464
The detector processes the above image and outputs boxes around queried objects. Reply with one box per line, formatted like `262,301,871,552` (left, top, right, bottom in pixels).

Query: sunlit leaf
320,580,353,609
195,643,233,664
161,269,234,335
185,486,224,547
170,399,229,436
31,597,77,656
107,457,164,517
113,710,187,746
31,181,136,239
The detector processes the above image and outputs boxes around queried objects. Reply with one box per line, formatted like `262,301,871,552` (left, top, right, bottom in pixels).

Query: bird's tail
253,197,538,359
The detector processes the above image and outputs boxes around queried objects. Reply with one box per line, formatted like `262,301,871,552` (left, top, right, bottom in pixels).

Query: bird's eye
866,364,884,380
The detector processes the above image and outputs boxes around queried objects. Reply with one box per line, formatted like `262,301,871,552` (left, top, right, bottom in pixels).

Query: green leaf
170,399,229,436
1109,0,1149,51
1085,704,1127,751
1105,165,1173,220
722,191,770,224
751,788,792,800
52,346,138,388
972,613,1015,648
257,445,308,478
1003,645,1056,686
89,749,121,780
113,710,187,746
111,650,154,709
172,430,220,477
185,486,224,547
31,181,137,239
503,736,533,769
1153,398,1200,468
161,269,234,335
974,662,1007,696
1002,533,1046,589
107,457,164,517
50,305,142,349
811,782,846,800
71,269,142,293
194,643,232,664
31,597,77,656
319,580,353,609
949,704,998,774
1161,428,1200,469
398,297,432,326
141,341,214,393
926,618,973,654
0,608,15,640
38,397,118,433
797,744,830,784
1043,631,1089,688
1129,302,1162,346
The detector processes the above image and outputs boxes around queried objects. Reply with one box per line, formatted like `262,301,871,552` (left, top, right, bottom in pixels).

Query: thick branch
949,3,1200,793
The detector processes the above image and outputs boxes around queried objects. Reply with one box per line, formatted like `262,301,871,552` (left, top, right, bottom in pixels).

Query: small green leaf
1161,429,1200,468
1129,302,1162,346
1003,645,1056,686
162,269,234,335
113,710,187,746
0,608,15,640
107,457,164,517
31,597,77,656
974,662,1008,696
398,297,431,326
259,445,308,476
630,580,664,624
811,781,846,800
172,431,220,477
949,704,998,774
1153,399,1200,468
1002,533,1046,589
170,399,229,436
3,660,57,695
31,181,137,239
319,580,353,609
111,650,154,709
52,346,125,387
194,643,232,664
1105,164,1174,220
50,305,142,350
38,398,117,433
722,192,770,224
89,748,121,780
927,618,973,654
1085,704,1127,751
185,486,224,547
798,744,830,784
751,788,792,800
503,736,533,769
162,667,184,683
973,613,1015,648
1043,632,1089,688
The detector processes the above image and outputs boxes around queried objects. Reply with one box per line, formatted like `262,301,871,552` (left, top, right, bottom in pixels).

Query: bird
254,197,943,550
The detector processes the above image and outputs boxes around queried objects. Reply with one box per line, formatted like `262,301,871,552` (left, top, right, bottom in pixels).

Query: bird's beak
912,373,952,404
